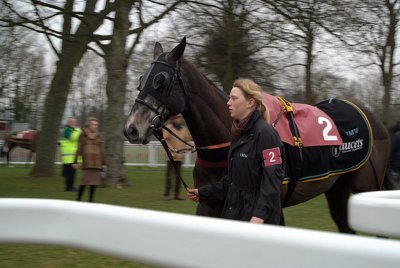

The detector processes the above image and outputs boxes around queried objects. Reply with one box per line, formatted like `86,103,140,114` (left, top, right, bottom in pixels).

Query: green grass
0,165,337,267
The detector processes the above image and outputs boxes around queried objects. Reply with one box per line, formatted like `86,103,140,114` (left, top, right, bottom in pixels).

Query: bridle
134,59,183,130
134,98,165,130
134,57,231,150
133,57,231,190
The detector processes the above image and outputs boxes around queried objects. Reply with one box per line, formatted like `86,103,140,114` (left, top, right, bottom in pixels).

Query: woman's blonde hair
232,78,270,122
85,117,99,127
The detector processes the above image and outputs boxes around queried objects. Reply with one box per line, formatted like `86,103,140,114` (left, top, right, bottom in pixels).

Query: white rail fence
349,190,400,238
0,191,399,267
0,140,196,167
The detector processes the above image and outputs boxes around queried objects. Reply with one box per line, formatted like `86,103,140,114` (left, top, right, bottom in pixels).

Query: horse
2,129,39,166
123,37,391,233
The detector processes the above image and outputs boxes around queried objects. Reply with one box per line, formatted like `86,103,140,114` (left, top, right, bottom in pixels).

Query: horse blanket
264,95,372,182
15,130,35,140
263,93,343,147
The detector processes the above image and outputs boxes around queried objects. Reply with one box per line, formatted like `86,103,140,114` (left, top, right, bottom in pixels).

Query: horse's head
124,37,187,144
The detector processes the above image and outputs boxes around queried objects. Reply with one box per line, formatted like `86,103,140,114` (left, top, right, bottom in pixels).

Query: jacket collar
83,128,99,140
228,110,262,154
243,109,262,134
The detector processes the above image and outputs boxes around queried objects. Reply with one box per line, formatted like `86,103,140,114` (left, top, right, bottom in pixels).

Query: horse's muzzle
123,126,139,143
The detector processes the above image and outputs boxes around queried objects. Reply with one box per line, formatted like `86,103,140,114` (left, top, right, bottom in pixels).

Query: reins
162,124,231,152
152,123,231,191
153,127,191,190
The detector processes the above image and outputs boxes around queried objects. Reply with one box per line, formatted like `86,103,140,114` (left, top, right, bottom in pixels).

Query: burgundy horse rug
263,94,372,183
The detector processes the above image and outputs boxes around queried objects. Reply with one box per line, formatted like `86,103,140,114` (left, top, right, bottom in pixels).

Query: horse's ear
167,37,186,62
154,42,163,60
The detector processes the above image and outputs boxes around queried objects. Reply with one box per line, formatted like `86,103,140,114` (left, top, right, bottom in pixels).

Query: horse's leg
283,178,337,207
324,174,355,234
383,171,398,190
325,138,389,234
279,210,286,226
349,139,390,192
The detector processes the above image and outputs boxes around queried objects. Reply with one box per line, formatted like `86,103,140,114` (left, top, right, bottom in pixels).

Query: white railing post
348,190,400,238
148,141,157,167
184,152,191,167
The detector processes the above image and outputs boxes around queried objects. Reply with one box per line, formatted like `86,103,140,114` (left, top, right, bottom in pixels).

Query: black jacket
199,110,285,224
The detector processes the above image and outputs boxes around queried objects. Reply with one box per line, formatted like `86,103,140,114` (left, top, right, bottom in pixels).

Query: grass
0,165,337,267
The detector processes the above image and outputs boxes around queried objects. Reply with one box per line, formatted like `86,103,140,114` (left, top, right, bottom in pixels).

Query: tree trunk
30,54,77,176
30,0,114,177
380,1,397,125
103,0,133,185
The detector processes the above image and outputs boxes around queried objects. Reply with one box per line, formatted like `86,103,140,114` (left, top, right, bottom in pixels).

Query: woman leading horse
187,78,285,225
124,37,391,233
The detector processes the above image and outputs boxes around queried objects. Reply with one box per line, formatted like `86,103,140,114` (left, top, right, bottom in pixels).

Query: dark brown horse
123,37,391,233
2,130,39,165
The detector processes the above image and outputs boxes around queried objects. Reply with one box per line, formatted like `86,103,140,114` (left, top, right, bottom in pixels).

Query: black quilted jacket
199,110,285,224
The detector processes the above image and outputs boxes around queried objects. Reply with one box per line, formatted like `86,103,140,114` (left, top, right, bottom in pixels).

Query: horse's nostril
124,126,138,140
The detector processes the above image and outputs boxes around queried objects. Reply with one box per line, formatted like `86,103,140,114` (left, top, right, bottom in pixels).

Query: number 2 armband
262,147,282,167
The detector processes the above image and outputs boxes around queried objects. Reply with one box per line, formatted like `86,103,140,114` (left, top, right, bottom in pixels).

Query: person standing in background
163,114,192,200
74,117,106,202
60,117,81,192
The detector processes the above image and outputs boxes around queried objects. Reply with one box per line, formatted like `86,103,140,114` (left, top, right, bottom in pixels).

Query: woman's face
88,120,99,132
227,87,254,121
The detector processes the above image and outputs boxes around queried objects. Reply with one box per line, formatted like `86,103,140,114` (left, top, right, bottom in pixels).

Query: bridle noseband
134,98,165,129
134,59,184,131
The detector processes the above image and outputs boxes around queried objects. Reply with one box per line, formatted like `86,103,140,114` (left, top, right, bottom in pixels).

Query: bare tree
1,0,116,176
101,0,192,184
69,51,106,123
168,0,281,94
344,0,399,123
2,0,190,179
0,21,47,127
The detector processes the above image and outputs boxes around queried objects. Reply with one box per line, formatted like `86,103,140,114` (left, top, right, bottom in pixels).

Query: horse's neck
180,65,232,160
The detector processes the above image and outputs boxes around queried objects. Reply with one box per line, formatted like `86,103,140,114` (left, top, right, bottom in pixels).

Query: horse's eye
153,72,169,90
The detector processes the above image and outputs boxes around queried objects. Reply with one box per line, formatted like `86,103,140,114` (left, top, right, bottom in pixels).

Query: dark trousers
77,185,96,202
63,164,76,191
164,160,182,197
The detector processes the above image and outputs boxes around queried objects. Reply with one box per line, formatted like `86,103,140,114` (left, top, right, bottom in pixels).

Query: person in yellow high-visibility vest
60,117,81,192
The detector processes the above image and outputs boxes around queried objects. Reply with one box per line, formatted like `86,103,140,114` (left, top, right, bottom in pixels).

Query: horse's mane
201,74,229,100
181,58,228,101
180,57,232,135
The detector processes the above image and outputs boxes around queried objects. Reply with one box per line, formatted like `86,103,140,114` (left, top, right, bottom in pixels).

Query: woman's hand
250,216,264,224
186,188,199,202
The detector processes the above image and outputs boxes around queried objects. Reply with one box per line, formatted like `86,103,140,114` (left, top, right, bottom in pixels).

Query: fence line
0,140,196,167
348,190,400,238
0,198,400,267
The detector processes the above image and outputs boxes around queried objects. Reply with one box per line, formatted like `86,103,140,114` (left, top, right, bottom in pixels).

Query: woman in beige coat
73,117,106,202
